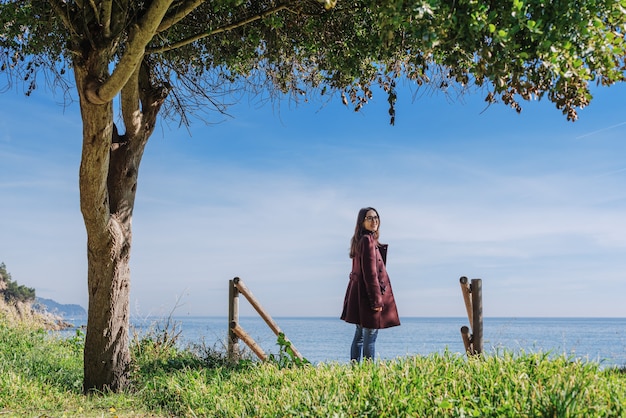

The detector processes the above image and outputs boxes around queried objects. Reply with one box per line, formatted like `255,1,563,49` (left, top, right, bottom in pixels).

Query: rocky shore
0,298,72,330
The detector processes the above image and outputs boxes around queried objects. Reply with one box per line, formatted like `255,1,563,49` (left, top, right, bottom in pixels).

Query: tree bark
74,54,131,392
75,45,165,392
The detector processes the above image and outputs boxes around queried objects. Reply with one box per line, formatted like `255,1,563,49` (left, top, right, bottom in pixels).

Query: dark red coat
341,233,400,329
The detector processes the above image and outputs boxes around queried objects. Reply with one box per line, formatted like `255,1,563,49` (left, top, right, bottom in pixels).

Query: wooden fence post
459,276,483,356
471,278,483,355
227,278,240,360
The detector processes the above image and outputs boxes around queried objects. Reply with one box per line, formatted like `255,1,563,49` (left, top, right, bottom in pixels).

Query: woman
341,207,400,362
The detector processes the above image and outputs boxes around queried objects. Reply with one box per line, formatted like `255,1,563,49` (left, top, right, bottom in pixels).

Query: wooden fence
227,277,303,362
227,275,482,361
459,276,483,355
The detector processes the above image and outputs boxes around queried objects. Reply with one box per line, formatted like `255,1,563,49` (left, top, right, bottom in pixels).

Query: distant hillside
34,297,86,319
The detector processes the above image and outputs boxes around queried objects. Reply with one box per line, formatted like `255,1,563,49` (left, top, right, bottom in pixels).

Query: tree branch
138,61,169,139
87,0,100,23
120,65,141,138
101,0,113,38
147,4,292,54
85,0,175,104
110,0,130,39
157,0,207,33
47,0,76,34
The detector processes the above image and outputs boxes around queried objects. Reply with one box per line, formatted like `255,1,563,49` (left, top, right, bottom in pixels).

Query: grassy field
1,317,624,418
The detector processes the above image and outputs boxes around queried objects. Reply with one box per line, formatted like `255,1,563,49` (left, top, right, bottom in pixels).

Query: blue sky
1,80,625,319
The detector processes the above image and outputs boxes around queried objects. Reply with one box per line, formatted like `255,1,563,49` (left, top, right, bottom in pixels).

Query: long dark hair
349,207,380,258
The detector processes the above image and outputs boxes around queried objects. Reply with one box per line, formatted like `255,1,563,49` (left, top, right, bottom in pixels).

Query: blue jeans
350,325,378,362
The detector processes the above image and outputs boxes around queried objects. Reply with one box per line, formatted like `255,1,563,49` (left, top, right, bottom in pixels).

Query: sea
62,316,626,368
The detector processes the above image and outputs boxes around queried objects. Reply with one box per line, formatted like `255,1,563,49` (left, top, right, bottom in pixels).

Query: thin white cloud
575,121,626,139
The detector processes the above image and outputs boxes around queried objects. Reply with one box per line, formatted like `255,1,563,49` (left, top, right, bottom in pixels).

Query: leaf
439,399,454,409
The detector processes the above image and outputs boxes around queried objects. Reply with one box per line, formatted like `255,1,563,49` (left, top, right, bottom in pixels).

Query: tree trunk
74,62,131,392
75,49,167,392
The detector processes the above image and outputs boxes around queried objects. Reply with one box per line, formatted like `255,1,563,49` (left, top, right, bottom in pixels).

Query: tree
1,0,624,392
0,262,36,303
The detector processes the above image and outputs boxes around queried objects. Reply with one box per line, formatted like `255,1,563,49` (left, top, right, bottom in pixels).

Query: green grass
0,318,624,417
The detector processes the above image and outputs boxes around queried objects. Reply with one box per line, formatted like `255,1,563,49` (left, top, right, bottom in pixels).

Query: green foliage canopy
1,0,625,123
